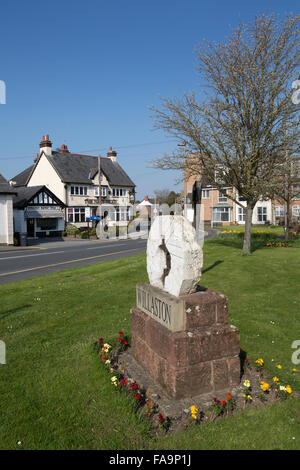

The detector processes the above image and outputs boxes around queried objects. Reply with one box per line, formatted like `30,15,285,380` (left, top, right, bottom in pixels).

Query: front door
26,218,35,237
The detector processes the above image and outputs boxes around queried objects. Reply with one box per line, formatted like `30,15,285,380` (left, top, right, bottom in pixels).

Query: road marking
0,248,141,277
0,250,64,261
86,243,127,250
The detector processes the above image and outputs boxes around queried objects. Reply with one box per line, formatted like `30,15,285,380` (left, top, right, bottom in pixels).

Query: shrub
80,230,89,239
65,225,80,237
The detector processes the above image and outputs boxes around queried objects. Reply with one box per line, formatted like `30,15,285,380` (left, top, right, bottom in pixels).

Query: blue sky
0,0,298,200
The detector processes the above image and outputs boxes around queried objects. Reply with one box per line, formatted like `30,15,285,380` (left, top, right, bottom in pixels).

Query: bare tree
151,14,300,254
153,188,170,204
272,151,300,240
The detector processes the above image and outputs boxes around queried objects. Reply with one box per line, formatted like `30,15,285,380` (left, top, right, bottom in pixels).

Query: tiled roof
48,151,135,187
13,185,64,209
0,174,17,194
10,166,34,187
12,152,135,188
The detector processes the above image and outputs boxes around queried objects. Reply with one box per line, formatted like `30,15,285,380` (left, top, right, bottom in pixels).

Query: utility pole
178,141,187,217
98,155,102,224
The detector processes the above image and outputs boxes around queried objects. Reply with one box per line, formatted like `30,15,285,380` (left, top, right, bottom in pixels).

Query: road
0,238,147,284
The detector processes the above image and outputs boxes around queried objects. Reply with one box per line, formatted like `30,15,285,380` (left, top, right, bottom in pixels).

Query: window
112,188,127,197
29,191,55,205
67,207,87,223
257,206,267,222
110,207,131,221
36,218,57,230
238,206,246,222
238,193,246,201
292,206,300,217
202,189,210,199
70,186,88,196
275,206,284,217
94,186,107,197
213,207,231,222
218,190,227,203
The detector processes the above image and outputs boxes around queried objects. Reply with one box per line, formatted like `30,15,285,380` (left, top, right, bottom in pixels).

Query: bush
89,228,97,237
80,230,89,239
65,225,80,237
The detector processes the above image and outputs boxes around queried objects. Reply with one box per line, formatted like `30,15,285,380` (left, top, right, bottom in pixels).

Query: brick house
185,155,300,226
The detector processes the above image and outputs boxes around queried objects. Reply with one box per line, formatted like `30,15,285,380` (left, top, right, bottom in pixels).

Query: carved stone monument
130,215,240,399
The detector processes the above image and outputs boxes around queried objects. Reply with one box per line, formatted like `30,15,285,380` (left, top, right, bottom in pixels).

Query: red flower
123,340,128,345
120,378,128,387
213,397,219,402
135,393,141,401
117,338,122,343
130,383,138,391
119,331,124,337
101,355,106,361
158,413,165,424
226,393,232,401
245,358,249,363
221,400,226,405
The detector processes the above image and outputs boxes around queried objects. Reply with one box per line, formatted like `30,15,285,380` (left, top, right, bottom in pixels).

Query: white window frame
212,207,231,222
70,185,88,197
292,205,300,217
94,186,107,197
67,207,87,223
218,190,227,203
257,206,267,222
238,206,246,222
275,206,284,217
112,188,127,197
202,189,210,199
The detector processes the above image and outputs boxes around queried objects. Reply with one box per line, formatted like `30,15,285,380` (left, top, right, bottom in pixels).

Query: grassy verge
0,235,299,449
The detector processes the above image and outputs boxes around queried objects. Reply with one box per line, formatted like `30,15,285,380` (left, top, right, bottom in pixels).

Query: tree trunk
284,198,290,242
243,204,254,255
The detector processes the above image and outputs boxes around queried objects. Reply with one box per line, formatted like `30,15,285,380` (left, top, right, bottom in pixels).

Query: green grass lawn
0,234,299,450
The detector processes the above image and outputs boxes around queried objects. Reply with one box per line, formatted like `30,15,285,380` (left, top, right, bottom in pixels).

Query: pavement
0,228,219,253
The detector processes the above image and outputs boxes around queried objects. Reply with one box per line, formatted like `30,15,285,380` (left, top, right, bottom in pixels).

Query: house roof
47,151,135,187
0,174,17,194
13,185,65,209
10,165,34,187
13,151,135,189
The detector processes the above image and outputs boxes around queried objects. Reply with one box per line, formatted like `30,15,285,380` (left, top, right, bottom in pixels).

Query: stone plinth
130,284,240,399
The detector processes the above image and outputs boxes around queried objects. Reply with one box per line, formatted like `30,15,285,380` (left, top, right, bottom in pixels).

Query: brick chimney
39,135,52,156
107,146,117,162
59,144,70,153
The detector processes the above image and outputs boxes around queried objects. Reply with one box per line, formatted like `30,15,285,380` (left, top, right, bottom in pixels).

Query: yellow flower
292,368,297,372
272,377,279,383
277,364,282,369
260,381,269,392
243,380,251,388
190,405,198,419
285,385,292,394
255,358,264,366
111,376,118,386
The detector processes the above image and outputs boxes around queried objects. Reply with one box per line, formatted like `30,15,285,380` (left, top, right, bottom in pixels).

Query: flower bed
93,335,297,436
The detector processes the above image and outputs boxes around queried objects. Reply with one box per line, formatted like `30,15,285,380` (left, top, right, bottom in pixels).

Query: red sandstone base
130,289,241,399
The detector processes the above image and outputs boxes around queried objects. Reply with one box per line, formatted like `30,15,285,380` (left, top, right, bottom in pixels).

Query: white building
0,174,16,245
11,136,136,229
